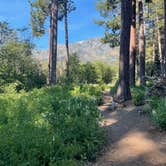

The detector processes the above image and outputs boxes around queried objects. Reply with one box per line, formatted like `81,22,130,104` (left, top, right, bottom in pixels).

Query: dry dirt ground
90,92,166,166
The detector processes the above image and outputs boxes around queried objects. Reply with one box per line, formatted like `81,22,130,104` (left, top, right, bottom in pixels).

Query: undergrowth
0,84,106,165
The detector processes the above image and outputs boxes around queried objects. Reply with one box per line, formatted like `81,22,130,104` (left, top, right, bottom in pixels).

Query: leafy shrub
143,104,152,114
93,62,115,84
110,80,119,96
131,86,145,106
0,85,105,165
79,84,104,105
0,41,46,91
0,82,24,93
65,54,116,85
148,96,160,109
150,97,166,130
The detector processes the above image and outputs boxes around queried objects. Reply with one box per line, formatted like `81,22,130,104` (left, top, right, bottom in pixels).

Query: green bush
65,54,116,85
0,41,46,91
150,97,166,130
79,84,104,105
0,85,105,165
143,104,152,114
110,80,119,96
131,86,145,106
148,96,163,109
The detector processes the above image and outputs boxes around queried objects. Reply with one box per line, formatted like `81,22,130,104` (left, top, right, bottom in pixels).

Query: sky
0,0,104,49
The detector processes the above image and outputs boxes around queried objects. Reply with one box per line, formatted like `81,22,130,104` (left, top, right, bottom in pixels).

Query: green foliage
81,62,99,84
149,97,166,130
58,0,76,20
144,0,164,77
94,61,115,84
146,59,161,77
67,53,116,85
0,21,17,46
0,41,46,90
143,104,152,114
132,85,166,130
79,84,104,105
0,85,105,165
68,53,83,83
29,0,50,36
95,0,120,47
148,96,161,109
0,22,46,91
29,0,76,37
110,80,118,96
131,86,146,106
0,82,23,93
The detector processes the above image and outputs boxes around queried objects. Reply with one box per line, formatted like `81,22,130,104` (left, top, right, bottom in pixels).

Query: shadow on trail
94,104,166,166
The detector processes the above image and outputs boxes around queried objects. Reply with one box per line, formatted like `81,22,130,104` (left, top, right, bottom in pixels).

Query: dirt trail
91,91,166,166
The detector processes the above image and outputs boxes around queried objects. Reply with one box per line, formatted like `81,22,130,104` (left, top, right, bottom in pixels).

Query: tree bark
155,1,163,76
48,19,51,84
139,0,146,86
152,26,156,63
115,0,132,102
64,1,70,80
163,0,166,78
130,0,136,85
48,0,58,85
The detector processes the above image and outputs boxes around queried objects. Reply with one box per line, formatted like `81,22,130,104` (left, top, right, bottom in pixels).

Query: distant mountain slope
33,38,119,64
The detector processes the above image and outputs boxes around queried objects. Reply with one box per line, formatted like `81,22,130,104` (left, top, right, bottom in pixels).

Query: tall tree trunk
49,0,58,85
64,1,70,80
48,22,51,84
151,21,160,76
155,2,163,75
139,0,146,86
152,24,156,63
163,0,166,78
130,0,136,85
152,40,155,62
115,0,132,102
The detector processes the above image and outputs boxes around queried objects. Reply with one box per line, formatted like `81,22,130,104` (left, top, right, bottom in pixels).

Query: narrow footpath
91,91,166,166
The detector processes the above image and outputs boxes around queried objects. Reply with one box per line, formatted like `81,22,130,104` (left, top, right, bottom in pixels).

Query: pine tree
58,0,75,80
164,0,166,78
95,0,121,47
130,0,136,85
115,0,132,102
29,0,58,84
48,0,58,85
64,0,70,79
139,0,146,85
0,22,17,46
29,0,75,84
144,0,162,77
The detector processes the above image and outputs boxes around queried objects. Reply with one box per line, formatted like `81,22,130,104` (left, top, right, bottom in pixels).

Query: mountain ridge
33,38,119,64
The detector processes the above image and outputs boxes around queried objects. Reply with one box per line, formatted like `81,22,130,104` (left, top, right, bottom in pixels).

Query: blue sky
0,0,104,49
